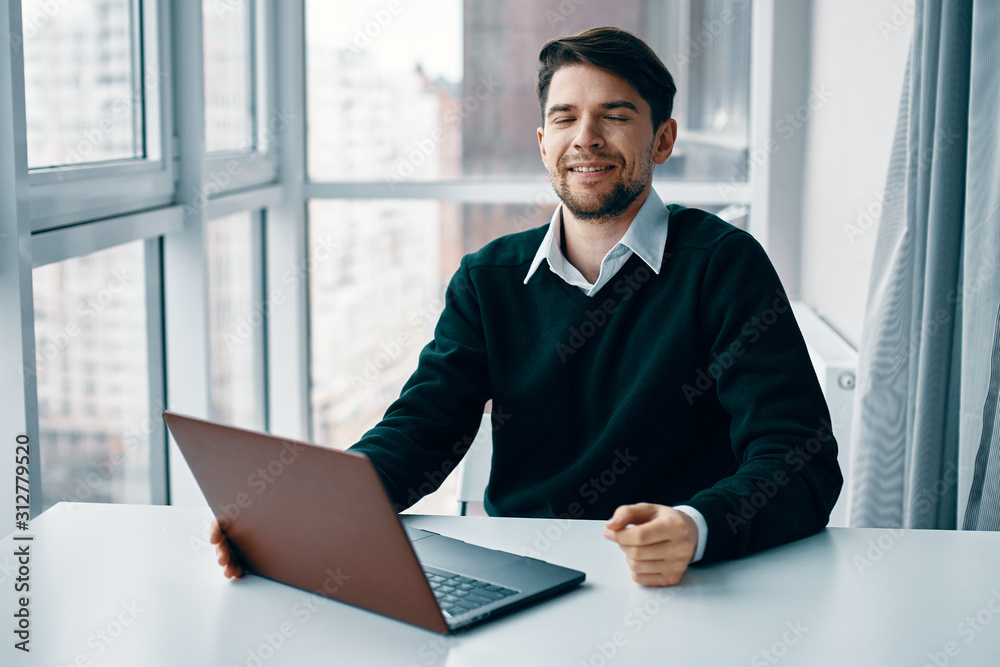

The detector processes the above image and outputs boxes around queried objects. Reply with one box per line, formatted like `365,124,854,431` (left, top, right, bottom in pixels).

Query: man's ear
537,126,547,164
652,119,677,165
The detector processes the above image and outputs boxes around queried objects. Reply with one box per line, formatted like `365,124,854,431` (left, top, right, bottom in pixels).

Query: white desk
3,503,1000,666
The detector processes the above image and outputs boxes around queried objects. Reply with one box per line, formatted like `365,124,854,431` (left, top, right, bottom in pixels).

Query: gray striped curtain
848,0,1000,531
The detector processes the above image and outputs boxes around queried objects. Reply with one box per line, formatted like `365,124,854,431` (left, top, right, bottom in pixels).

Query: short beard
551,149,653,222
556,178,648,222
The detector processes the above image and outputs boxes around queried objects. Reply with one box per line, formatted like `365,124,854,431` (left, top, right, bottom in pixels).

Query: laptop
163,411,585,633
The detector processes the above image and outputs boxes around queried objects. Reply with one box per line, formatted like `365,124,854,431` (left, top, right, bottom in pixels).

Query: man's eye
554,118,575,124
607,116,628,122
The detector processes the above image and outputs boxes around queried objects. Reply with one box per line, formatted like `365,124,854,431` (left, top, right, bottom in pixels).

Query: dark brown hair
536,27,677,130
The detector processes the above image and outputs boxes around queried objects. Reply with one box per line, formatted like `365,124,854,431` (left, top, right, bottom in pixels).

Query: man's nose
573,118,605,150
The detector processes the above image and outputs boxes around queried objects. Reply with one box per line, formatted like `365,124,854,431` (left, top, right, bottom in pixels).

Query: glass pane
306,0,750,182
22,0,141,169
203,0,255,152
308,199,555,513
207,211,264,430
32,242,150,511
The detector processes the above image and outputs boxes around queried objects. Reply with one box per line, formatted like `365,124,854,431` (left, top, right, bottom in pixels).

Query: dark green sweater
349,205,843,564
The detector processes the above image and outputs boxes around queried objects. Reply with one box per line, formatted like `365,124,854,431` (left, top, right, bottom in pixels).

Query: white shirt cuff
673,505,708,563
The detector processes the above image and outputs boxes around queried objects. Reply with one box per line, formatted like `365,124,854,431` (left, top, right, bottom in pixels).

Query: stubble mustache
556,151,627,173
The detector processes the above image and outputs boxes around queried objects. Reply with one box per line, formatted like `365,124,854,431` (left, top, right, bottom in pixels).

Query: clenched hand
209,518,244,580
603,503,698,587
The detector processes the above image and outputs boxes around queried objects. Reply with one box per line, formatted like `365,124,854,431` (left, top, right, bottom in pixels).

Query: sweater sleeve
682,231,843,563
347,256,491,511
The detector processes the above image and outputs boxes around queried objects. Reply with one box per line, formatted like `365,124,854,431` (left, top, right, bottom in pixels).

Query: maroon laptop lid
163,411,449,634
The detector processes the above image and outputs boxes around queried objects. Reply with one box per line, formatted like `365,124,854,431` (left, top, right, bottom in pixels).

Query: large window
4,1,771,521
306,0,751,182
7,0,277,516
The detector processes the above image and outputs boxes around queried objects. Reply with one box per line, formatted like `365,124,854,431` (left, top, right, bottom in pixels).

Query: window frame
6,0,288,513
202,0,279,196
27,0,177,232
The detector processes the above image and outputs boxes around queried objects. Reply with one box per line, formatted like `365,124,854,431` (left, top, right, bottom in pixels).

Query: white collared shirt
524,188,670,295
522,187,709,563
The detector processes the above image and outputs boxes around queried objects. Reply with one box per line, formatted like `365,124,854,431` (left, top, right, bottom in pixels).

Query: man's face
537,64,675,222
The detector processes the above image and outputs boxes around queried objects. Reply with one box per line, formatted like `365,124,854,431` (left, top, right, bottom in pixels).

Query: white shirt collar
523,188,670,294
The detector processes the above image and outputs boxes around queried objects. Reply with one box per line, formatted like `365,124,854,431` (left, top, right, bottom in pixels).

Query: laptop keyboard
423,567,519,617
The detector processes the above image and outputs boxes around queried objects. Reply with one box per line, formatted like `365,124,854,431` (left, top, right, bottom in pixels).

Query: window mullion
264,0,309,442
163,0,212,505
1,0,43,519
252,210,268,432
132,0,146,159
145,236,169,504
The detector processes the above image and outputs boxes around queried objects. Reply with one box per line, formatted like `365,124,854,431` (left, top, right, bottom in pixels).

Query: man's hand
603,503,698,587
209,518,244,580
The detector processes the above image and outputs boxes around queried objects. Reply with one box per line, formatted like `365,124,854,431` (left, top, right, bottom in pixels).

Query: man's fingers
607,510,692,548
629,569,684,588
209,520,222,545
625,556,672,574
618,540,688,562
218,548,244,579
212,528,245,579
623,555,688,587
606,518,677,547
605,504,696,587
605,502,659,531
210,517,233,543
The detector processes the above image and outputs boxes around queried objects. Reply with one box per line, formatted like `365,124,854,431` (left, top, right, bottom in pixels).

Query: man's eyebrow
603,100,638,113
546,103,575,117
545,101,639,117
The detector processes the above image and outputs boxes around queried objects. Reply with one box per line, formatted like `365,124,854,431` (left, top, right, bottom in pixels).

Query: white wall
799,0,915,347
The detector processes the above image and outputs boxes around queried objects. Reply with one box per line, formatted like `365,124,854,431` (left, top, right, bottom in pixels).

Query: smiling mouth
568,166,614,172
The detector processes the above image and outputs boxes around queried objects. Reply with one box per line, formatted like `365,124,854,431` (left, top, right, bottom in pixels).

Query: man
213,27,842,587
